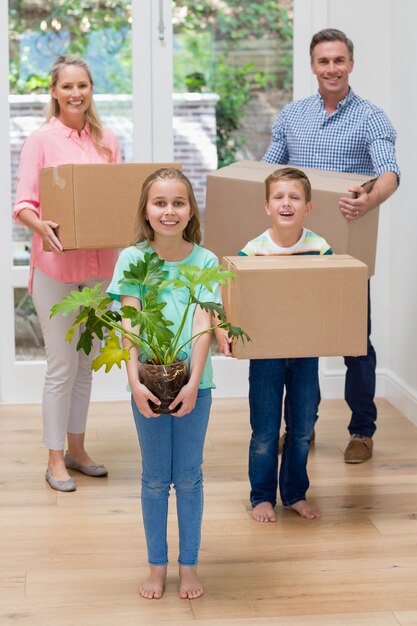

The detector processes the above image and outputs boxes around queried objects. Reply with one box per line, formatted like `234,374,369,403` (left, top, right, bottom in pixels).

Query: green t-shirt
107,243,221,389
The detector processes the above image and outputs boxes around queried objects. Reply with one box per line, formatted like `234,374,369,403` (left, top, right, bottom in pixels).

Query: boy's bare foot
286,500,321,519
139,565,167,599
179,565,203,599
252,502,277,523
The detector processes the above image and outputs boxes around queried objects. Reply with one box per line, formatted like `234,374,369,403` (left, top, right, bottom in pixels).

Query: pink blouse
13,116,122,293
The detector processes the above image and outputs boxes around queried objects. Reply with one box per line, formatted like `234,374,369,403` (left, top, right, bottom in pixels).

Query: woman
13,55,121,492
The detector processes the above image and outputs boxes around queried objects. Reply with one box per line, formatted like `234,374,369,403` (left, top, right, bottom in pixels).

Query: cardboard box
205,161,378,276
40,162,181,250
222,254,368,359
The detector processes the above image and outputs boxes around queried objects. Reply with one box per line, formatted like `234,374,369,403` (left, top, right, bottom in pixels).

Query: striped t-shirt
238,228,333,256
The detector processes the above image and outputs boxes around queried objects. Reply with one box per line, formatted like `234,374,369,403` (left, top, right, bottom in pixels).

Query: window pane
14,288,45,361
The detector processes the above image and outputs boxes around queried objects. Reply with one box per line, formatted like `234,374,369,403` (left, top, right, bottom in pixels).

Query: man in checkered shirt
264,28,400,464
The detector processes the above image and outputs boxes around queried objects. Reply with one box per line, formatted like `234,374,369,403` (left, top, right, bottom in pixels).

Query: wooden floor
2,397,417,626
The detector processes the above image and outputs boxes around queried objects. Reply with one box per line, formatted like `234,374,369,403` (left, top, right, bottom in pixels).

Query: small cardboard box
222,254,368,359
40,162,181,250
205,161,378,276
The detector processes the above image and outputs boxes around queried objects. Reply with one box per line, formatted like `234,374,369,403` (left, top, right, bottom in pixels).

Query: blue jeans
249,358,319,508
131,388,211,566
344,281,377,437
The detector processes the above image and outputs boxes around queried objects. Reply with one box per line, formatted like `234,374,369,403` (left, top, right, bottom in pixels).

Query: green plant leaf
163,264,235,297
76,328,94,356
192,298,227,322
221,322,251,344
50,282,107,318
91,331,131,373
121,298,174,348
119,252,168,294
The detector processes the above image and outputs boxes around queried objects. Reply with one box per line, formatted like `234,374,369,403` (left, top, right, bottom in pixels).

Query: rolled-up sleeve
367,110,401,182
13,133,44,222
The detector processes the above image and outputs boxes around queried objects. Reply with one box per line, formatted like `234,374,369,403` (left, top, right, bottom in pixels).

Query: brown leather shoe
278,429,316,455
344,435,373,463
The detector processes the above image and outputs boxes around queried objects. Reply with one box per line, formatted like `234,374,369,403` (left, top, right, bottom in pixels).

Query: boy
218,167,332,522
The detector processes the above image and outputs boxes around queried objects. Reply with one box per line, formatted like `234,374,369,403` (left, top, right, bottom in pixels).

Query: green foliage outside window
9,0,132,93
173,0,293,167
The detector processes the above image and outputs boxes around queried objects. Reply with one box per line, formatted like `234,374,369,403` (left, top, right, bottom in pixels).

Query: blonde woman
14,55,121,492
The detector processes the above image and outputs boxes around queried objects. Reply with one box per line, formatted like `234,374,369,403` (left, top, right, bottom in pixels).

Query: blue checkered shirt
263,89,400,179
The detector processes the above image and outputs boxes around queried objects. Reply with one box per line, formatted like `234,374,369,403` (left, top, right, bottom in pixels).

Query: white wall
294,0,417,425
385,1,417,422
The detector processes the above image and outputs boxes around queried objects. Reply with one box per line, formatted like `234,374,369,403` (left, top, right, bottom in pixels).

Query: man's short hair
310,28,354,61
265,167,312,203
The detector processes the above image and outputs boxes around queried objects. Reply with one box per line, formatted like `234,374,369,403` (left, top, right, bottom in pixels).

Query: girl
107,167,219,600
13,55,121,492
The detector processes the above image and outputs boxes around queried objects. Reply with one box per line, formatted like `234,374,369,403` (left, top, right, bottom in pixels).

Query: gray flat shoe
45,468,77,492
64,452,108,477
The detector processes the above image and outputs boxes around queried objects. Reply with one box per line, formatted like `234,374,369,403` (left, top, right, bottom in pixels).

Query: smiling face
51,64,92,129
265,179,311,241
311,39,354,102
145,179,192,241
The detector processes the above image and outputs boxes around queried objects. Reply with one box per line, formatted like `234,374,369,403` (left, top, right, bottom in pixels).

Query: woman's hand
35,220,63,254
131,381,161,418
17,209,63,254
168,381,199,417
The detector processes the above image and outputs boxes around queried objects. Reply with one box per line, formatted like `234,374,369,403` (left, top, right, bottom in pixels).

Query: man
263,28,400,463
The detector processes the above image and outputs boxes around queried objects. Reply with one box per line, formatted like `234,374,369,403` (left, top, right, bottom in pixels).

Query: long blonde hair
133,168,202,245
45,55,114,162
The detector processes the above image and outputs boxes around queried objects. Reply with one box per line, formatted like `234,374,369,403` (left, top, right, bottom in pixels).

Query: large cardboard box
222,254,368,359
40,162,180,250
205,161,378,276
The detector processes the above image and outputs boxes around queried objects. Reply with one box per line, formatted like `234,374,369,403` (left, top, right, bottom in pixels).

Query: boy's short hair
265,167,312,203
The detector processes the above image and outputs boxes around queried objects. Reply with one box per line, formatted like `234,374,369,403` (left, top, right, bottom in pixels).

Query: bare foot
179,565,203,599
286,500,321,519
252,502,277,523
139,565,167,599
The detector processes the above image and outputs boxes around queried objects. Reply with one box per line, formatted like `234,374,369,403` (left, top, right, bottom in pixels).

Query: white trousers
32,269,107,450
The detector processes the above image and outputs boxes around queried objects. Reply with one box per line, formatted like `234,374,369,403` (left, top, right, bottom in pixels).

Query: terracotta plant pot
138,350,189,414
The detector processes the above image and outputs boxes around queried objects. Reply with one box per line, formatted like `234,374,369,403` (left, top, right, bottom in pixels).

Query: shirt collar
50,116,91,139
316,87,355,112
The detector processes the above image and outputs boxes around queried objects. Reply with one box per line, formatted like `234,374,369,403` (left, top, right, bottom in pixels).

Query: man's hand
340,171,398,221
339,186,372,221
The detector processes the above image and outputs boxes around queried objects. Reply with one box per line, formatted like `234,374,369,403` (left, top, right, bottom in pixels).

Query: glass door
0,0,173,402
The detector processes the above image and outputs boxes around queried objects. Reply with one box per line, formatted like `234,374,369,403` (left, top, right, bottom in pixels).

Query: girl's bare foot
252,501,277,522
139,565,167,599
179,565,203,599
286,499,321,519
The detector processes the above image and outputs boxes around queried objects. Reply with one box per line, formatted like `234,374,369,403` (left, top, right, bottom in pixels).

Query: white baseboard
317,362,387,400
382,368,417,427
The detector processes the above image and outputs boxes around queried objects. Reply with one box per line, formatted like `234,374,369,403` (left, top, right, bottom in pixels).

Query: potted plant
51,251,249,413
